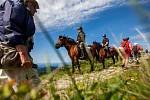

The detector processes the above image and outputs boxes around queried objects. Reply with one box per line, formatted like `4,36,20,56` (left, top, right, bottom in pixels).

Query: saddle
77,44,92,60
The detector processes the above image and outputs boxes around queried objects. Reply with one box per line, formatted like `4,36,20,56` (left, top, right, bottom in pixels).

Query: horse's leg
102,58,105,69
77,60,82,74
72,61,75,73
116,54,119,61
92,59,94,71
74,57,82,74
112,55,115,64
90,58,94,72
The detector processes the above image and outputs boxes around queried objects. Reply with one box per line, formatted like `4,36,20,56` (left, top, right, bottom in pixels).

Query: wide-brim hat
102,34,106,37
77,26,83,30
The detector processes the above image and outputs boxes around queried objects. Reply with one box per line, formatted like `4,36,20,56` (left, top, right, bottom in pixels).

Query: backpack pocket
0,44,21,69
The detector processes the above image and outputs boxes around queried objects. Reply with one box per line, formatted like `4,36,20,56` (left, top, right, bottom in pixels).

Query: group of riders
76,26,110,59
76,26,143,66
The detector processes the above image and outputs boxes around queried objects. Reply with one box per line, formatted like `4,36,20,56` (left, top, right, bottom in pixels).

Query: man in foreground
0,0,40,92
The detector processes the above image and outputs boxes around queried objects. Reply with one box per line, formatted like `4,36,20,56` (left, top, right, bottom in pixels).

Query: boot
80,49,85,59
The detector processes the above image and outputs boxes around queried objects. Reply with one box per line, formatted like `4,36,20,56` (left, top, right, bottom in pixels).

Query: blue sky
19,0,150,64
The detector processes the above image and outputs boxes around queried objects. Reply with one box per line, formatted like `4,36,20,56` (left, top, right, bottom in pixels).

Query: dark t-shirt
102,38,109,46
77,31,85,42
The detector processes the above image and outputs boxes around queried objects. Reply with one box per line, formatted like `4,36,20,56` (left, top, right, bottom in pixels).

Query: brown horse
55,35,94,73
110,46,119,61
91,41,119,68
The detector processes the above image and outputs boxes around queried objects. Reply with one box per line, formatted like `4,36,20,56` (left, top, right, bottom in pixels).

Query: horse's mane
67,37,76,44
59,35,76,44
93,41,102,48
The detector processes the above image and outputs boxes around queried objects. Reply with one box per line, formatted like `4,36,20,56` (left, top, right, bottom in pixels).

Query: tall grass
0,0,149,99
0,55,149,100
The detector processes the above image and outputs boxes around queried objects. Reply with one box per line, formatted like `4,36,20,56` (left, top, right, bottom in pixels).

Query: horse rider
132,43,143,63
76,26,86,59
132,43,139,63
145,49,149,54
102,34,110,56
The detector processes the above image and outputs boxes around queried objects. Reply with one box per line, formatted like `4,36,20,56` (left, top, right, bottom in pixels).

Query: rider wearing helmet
102,34,110,56
132,42,143,63
76,26,85,59
132,43,139,63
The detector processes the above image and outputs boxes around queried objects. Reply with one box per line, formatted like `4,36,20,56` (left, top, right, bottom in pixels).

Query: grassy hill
0,55,150,100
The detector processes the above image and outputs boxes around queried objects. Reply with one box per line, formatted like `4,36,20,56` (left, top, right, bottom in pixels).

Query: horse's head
55,35,67,49
138,45,143,51
92,41,102,49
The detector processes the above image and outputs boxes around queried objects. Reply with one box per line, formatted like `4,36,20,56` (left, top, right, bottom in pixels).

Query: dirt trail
54,55,149,90
55,67,122,90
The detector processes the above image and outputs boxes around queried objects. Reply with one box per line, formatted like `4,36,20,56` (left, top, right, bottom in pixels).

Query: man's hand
105,42,108,46
15,45,33,68
102,44,106,47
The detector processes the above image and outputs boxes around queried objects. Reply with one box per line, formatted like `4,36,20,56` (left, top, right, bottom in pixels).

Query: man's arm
3,2,28,46
80,32,85,42
7,3,32,67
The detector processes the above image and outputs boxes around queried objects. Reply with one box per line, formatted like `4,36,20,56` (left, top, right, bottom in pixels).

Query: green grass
0,56,149,100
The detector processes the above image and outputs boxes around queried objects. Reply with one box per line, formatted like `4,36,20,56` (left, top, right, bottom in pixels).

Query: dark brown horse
91,41,119,68
55,35,94,73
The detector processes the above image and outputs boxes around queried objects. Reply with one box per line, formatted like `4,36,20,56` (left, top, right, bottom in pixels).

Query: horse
91,41,119,68
55,35,94,73
109,46,119,61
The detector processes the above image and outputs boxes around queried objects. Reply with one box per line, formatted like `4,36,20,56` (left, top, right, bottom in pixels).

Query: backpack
0,0,22,69
132,45,138,52
121,41,131,52
0,1,6,34
0,0,14,35
121,41,127,49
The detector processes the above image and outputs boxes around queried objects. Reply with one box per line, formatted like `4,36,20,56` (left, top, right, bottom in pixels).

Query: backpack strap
3,0,14,31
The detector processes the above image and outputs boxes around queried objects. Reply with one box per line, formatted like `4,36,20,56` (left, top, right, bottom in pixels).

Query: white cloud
36,0,127,29
1,0,148,29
